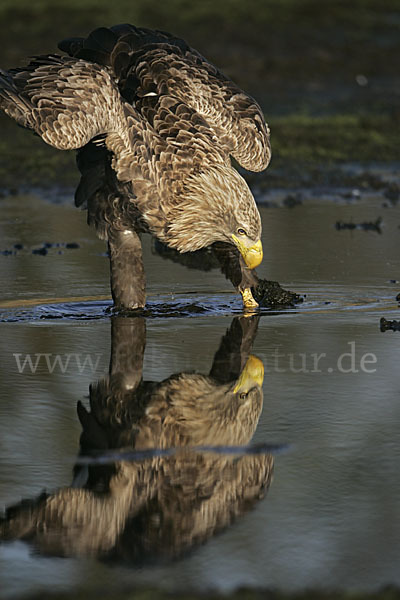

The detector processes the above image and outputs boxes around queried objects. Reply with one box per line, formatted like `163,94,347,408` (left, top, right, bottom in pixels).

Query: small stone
384,183,399,204
282,193,302,208
32,247,48,256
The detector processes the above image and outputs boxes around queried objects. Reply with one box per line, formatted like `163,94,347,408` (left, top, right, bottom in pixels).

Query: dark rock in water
65,242,80,249
383,182,399,204
380,317,400,332
396,293,400,302
2,249,13,256
360,218,382,233
336,221,356,231
32,247,48,256
13,243,23,250
335,217,382,233
342,188,361,200
252,279,303,308
282,193,302,208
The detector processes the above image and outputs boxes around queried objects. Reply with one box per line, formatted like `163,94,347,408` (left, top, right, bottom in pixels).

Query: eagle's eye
237,228,247,236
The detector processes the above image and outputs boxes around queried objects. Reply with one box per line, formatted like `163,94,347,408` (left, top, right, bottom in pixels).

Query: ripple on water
0,287,397,322
0,294,241,322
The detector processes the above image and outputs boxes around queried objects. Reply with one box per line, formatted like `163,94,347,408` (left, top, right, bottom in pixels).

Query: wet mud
253,279,303,308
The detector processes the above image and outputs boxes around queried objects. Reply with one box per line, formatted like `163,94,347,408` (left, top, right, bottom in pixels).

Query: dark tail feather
59,24,190,72
75,141,129,241
75,142,109,208
77,399,109,451
57,36,84,56
83,27,118,53
58,26,118,65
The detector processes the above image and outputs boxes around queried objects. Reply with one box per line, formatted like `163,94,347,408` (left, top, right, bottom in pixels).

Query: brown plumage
0,25,271,309
0,316,272,560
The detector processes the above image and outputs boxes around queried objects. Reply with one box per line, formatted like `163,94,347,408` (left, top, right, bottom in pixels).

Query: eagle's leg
212,243,259,310
109,316,146,384
209,315,260,383
108,229,146,310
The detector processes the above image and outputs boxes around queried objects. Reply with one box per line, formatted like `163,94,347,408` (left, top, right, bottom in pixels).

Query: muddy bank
0,0,399,189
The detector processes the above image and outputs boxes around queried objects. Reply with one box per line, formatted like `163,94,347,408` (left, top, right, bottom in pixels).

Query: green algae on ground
0,119,77,189
1,0,399,84
270,113,400,165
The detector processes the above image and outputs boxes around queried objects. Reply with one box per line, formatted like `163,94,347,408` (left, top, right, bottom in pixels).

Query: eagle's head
164,165,263,270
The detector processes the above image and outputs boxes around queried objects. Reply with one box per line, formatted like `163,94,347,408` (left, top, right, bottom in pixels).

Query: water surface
0,181,399,598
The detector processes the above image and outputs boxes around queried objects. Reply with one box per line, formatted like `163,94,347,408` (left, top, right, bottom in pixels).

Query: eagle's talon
241,288,259,311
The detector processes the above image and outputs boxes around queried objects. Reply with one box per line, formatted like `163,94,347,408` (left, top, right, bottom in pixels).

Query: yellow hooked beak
231,235,263,270
234,355,264,394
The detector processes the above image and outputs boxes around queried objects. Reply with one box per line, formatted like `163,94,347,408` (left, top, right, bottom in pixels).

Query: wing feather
131,47,271,171
1,56,130,152
59,25,271,172
0,52,226,188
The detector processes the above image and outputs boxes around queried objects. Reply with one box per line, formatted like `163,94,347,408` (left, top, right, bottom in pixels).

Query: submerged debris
0,242,81,256
335,217,382,233
383,182,399,204
32,247,48,256
282,193,303,208
252,279,303,308
380,317,400,332
341,188,361,200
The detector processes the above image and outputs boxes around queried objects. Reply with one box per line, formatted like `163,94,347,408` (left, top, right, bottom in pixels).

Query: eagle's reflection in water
1,316,273,562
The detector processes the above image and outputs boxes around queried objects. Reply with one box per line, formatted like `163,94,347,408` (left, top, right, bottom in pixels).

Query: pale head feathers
160,165,262,252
